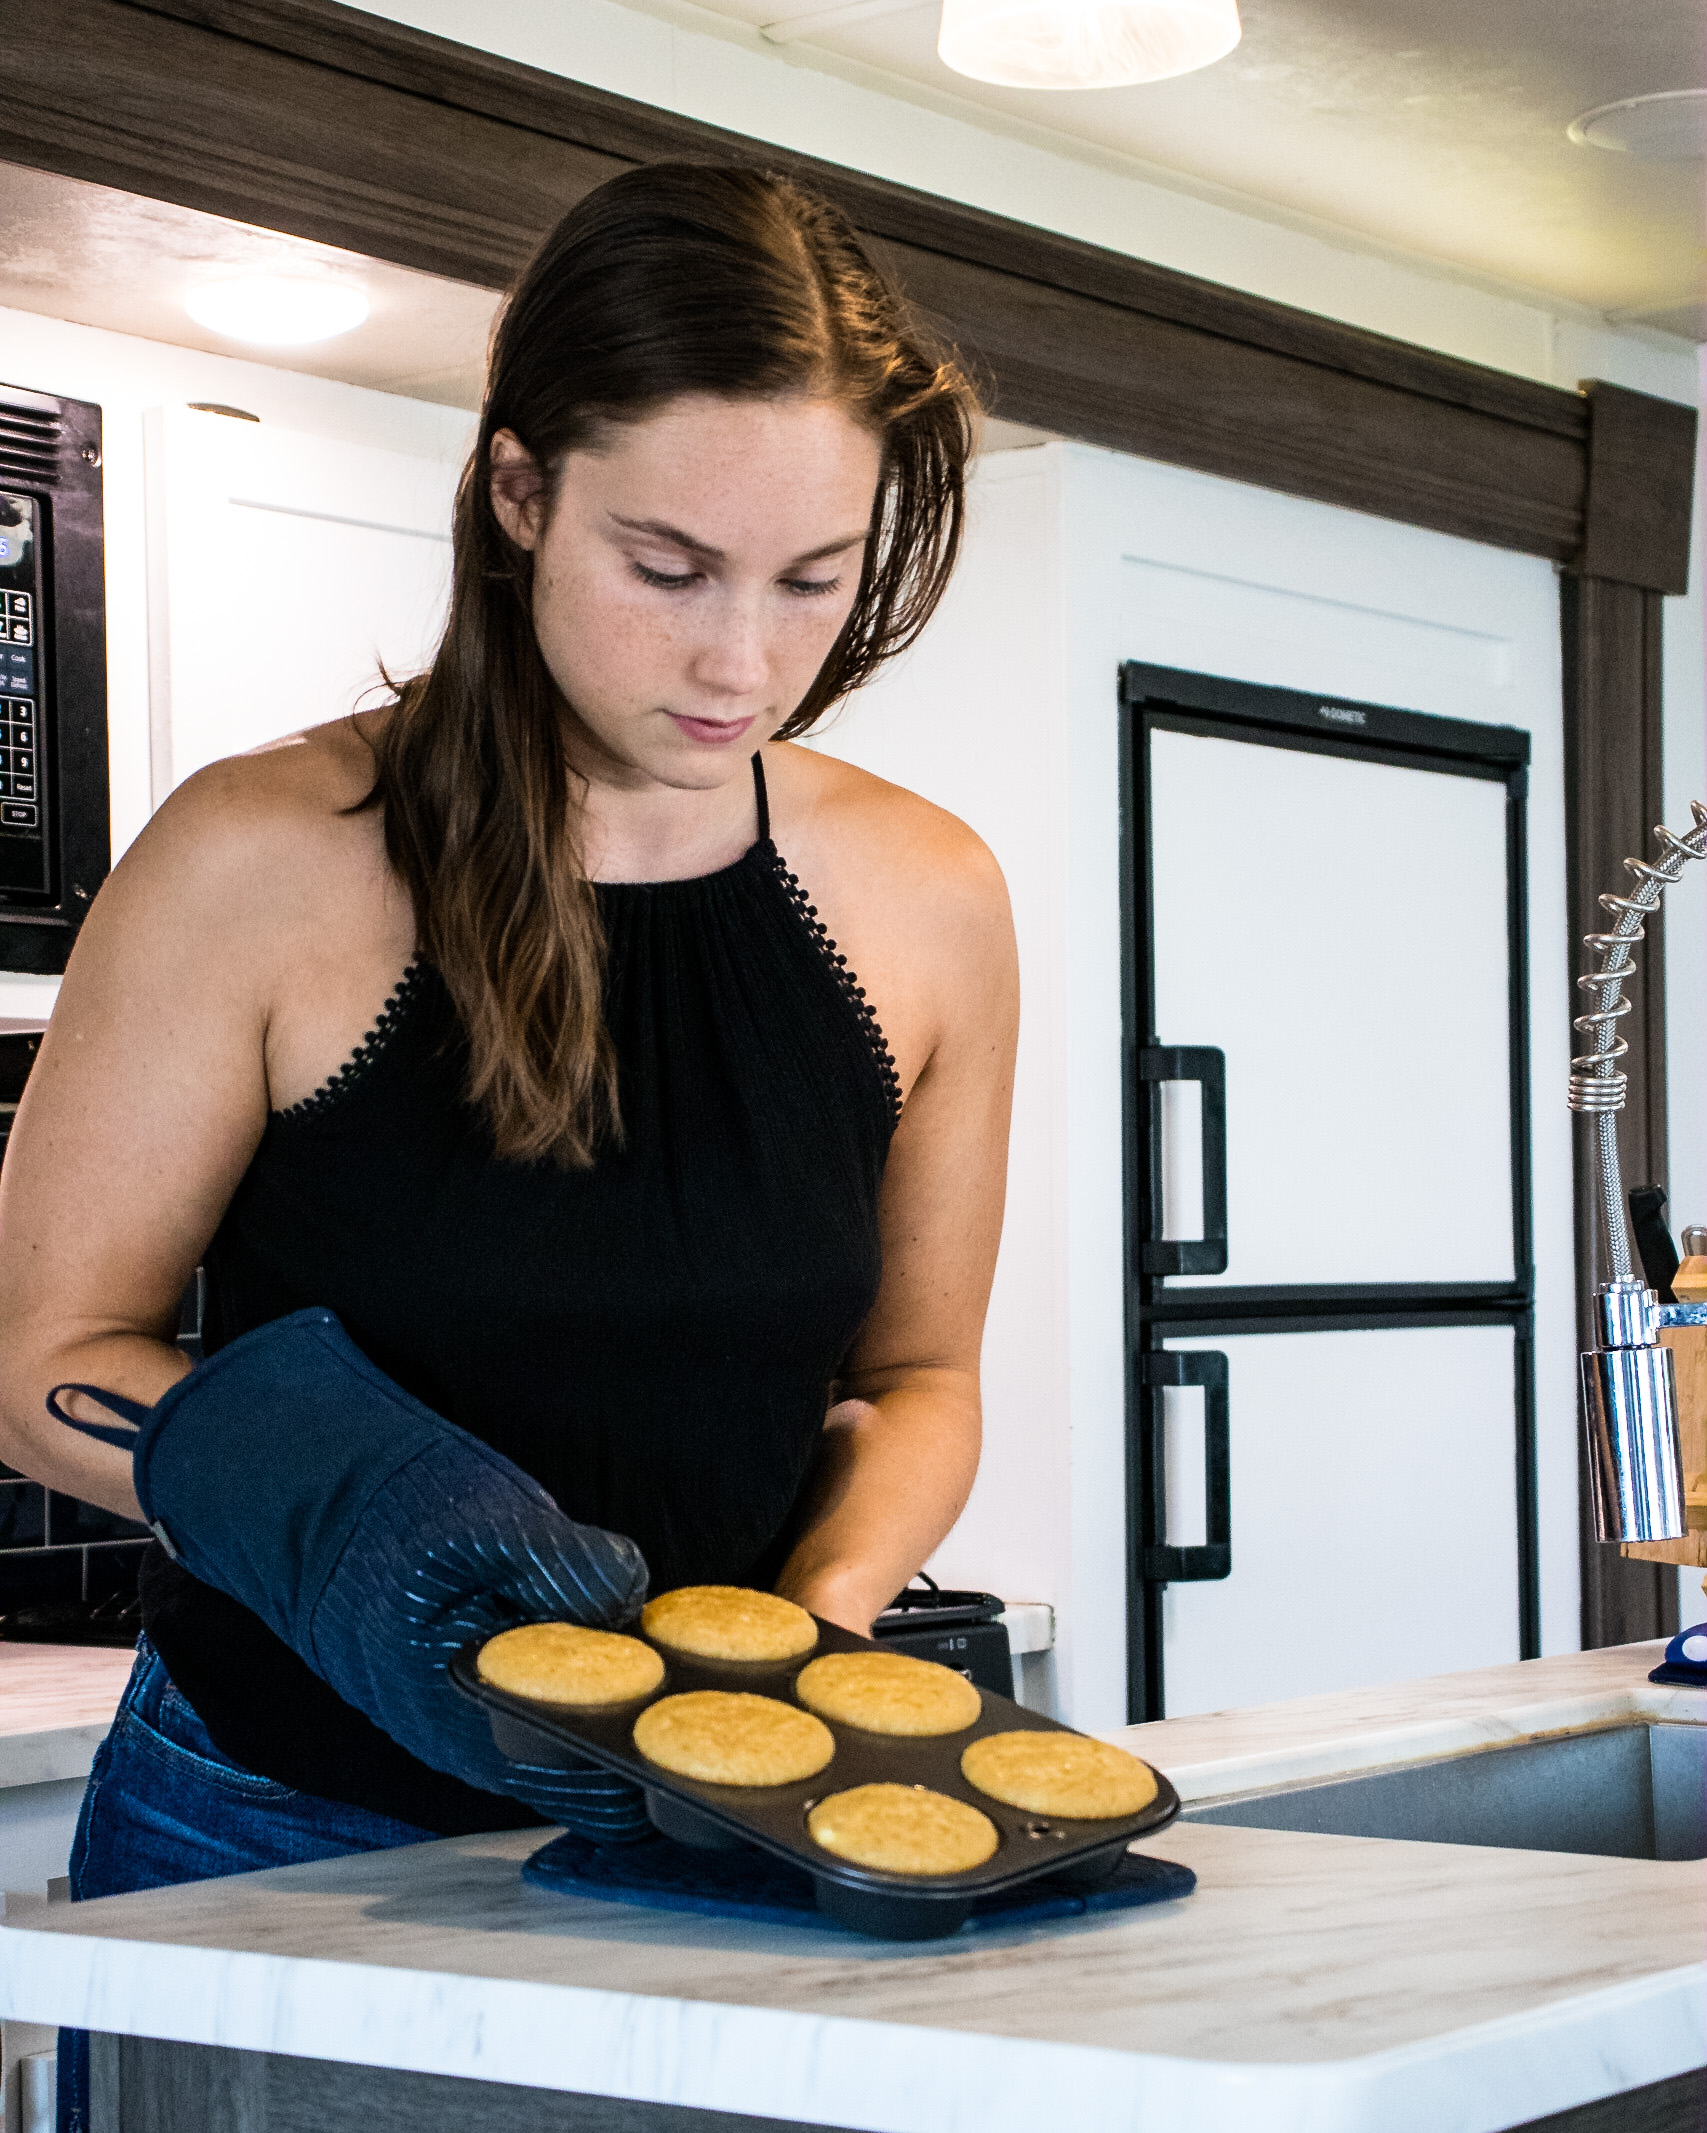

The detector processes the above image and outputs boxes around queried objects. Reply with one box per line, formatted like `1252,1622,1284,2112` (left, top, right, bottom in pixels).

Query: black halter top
141,758,900,1831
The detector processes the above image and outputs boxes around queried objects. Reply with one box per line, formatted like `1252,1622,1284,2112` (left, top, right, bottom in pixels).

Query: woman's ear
489,429,548,550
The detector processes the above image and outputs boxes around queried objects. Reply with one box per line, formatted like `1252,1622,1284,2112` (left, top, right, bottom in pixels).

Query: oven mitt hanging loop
48,1307,652,1838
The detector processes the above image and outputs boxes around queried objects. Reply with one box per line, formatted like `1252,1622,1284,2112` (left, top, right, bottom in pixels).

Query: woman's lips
667,711,756,746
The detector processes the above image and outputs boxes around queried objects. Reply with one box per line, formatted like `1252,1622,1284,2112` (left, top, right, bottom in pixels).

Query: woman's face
491,394,882,792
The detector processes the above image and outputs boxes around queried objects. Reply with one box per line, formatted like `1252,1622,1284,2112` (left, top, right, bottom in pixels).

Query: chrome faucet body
1569,803,1707,1545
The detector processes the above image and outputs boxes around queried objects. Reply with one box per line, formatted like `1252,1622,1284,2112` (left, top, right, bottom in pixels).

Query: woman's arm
0,749,362,1520
774,814,1018,1632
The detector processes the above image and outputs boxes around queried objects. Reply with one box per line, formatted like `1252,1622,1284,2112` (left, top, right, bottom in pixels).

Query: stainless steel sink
1179,1722,1706,1861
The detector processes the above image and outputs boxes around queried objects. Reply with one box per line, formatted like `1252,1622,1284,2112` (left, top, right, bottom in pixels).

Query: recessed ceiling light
1567,90,1707,161
938,0,1240,91
184,277,370,346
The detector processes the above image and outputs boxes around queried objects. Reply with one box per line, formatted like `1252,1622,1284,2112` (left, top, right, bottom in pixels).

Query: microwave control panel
0,492,48,897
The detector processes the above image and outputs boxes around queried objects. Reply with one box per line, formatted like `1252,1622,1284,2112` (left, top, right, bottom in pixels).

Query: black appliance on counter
0,380,110,972
871,1576,1013,1694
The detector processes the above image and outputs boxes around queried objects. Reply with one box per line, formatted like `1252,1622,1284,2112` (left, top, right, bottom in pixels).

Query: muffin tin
452,1614,1179,1938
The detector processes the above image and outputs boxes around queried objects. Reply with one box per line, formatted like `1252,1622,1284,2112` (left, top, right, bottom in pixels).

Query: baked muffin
795,1651,981,1736
807,1783,998,1875
476,1622,665,1706
632,1690,835,1786
960,1730,1158,1819
641,1586,819,1663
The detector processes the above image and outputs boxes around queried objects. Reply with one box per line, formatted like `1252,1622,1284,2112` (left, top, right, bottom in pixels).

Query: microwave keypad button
5,595,27,619
15,753,33,774
1,803,37,828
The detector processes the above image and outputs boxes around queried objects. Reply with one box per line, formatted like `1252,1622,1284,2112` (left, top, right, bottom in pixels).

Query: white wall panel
144,407,456,797
828,440,1571,1730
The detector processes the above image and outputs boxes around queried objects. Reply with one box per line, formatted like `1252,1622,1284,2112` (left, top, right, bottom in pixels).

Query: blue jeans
59,1639,437,2133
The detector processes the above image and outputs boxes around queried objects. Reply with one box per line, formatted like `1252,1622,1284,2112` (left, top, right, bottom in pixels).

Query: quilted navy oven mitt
50,1306,652,1837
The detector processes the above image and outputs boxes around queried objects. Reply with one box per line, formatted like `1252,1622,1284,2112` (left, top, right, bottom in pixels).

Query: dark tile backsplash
0,1029,198,1639
0,1395,171,1636
48,1492,152,1546
0,1479,46,1549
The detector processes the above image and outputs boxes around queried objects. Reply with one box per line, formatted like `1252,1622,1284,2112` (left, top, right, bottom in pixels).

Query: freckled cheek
533,572,688,708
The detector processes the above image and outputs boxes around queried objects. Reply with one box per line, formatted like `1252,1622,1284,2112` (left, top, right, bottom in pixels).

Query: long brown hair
368,163,979,1166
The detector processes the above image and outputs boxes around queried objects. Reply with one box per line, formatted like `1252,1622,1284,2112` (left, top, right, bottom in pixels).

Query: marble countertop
0,1642,132,1788
0,1642,1699,2133
1111,1639,1704,1801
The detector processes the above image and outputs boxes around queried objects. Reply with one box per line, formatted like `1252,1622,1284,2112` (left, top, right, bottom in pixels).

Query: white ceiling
710,0,1706,333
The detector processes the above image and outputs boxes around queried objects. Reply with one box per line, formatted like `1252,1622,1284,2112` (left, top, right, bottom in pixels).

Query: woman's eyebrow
608,514,869,566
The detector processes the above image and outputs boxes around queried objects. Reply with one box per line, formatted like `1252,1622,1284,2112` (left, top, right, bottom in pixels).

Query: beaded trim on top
273,959,426,1123
762,847,904,1127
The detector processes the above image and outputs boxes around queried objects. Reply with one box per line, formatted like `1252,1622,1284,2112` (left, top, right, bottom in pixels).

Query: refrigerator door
1146,723,1516,1289
1156,1325,1522,1714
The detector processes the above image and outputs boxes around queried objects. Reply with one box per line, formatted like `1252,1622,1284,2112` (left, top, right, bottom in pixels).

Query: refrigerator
1120,660,1535,1722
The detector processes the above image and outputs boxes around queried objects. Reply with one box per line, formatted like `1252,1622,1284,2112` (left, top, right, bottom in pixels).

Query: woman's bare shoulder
765,743,1015,1075
770,742,1011,939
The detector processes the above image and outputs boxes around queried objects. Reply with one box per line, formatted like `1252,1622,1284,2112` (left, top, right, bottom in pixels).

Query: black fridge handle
1138,1045,1227,1275
1140,1349,1231,1582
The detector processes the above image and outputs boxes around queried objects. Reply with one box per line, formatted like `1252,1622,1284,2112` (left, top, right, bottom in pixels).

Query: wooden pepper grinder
1624,1224,1707,1574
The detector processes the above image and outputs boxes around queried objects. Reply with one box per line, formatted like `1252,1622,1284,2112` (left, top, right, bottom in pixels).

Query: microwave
0,381,109,972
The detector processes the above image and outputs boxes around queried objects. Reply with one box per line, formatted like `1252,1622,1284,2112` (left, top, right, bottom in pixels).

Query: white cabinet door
1146,721,1516,1289
1159,1326,1521,1714
145,406,458,798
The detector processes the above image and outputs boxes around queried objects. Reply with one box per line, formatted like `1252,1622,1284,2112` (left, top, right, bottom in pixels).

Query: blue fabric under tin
523,1830,1195,1933
1649,1621,1707,1688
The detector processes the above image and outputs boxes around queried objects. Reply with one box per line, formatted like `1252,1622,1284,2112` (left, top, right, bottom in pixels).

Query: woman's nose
688,599,769,698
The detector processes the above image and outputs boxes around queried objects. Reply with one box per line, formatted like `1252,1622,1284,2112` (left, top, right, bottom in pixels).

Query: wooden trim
0,0,1689,578
1575,384,1699,596
1560,577,1678,1650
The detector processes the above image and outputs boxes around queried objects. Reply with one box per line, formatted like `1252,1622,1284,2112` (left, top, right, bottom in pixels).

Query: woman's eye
633,562,700,591
783,576,843,599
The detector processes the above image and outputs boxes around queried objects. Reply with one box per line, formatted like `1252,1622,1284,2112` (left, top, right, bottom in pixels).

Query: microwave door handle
1139,1046,1227,1276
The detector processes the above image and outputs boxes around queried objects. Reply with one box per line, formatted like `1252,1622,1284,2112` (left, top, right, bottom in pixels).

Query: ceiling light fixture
937,0,1239,90
184,277,370,347
1567,90,1707,161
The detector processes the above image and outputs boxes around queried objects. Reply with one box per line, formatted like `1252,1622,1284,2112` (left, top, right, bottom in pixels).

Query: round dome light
184,277,370,347
939,0,1240,91
1567,90,1707,161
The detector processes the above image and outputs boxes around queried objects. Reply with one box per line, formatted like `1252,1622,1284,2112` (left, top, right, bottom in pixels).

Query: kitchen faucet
1571,802,1707,1544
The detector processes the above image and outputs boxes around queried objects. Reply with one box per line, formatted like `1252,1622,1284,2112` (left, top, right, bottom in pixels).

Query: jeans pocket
121,1691,298,1804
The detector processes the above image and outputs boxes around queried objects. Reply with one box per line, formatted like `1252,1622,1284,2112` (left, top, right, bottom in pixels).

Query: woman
0,159,1016,2070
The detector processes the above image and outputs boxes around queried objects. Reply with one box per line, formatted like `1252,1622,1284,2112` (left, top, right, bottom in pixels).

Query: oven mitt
48,1306,653,1838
